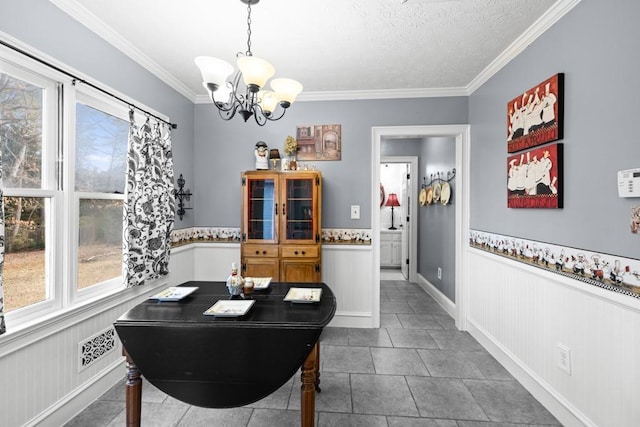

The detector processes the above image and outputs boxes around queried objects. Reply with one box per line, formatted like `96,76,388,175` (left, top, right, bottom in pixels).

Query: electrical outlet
437,267,442,280
557,344,572,375
350,205,360,219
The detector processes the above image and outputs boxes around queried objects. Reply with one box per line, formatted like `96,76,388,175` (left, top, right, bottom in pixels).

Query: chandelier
195,0,303,126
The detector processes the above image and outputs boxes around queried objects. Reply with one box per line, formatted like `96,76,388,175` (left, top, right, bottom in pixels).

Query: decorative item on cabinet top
420,169,455,206
170,227,372,247
469,229,640,300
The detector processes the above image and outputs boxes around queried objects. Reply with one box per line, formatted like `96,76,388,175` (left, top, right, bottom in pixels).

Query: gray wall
0,0,196,226
469,0,639,259
419,137,456,300
195,97,468,228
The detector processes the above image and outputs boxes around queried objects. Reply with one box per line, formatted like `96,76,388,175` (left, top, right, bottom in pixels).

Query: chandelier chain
246,2,252,56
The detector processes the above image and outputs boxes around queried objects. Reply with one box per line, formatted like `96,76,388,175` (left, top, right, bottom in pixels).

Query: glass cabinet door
281,175,318,244
243,175,278,243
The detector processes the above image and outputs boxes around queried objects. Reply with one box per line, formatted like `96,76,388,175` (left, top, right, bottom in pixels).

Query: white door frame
381,156,418,282
371,125,470,330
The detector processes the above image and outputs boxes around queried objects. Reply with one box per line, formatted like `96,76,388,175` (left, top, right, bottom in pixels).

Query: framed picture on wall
507,73,564,153
507,143,563,208
296,124,342,161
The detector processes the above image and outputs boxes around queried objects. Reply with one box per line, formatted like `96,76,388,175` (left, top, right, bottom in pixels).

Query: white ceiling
49,0,569,102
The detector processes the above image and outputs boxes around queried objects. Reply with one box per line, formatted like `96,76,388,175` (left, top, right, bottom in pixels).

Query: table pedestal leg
123,349,142,427
301,341,320,427
314,343,321,393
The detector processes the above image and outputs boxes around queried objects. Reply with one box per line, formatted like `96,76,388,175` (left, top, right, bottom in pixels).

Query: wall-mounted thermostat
618,168,640,197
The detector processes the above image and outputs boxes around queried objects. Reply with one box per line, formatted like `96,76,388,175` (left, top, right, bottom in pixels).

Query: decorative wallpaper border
170,227,372,247
322,229,372,245
171,227,241,247
469,229,640,300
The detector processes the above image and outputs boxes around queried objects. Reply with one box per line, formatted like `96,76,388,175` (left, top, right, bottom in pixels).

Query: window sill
0,277,169,358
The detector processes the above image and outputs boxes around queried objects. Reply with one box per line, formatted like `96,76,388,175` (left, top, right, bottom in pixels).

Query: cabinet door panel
242,173,279,244
280,173,320,245
280,259,320,283
242,257,279,279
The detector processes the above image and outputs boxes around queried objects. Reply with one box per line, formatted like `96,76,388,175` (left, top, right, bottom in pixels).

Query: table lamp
385,193,400,230
269,148,281,170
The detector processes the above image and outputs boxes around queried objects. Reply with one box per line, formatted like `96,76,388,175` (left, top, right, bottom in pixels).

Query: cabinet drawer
242,244,278,257
281,246,319,258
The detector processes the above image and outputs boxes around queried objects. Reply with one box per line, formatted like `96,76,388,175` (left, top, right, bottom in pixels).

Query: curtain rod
0,38,178,129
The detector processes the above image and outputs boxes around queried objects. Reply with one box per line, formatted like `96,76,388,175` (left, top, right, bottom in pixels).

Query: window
74,95,128,293
0,48,143,327
1,58,57,316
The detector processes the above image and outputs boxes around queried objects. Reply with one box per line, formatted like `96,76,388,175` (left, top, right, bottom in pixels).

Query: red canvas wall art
507,73,564,153
507,143,563,208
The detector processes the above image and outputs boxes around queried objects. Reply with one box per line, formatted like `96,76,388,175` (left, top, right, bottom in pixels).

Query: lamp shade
385,193,400,207
194,56,234,89
237,56,275,89
271,78,303,105
269,148,281,160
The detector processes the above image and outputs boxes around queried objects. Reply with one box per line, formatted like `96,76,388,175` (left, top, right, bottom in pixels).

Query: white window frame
1,53,64,326
0,44,165,333
67,88,133,304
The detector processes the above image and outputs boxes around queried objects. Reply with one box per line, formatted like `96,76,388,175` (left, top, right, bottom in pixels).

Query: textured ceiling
50,0,562,102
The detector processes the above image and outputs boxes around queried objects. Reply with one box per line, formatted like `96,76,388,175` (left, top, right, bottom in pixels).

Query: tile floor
65,278,561,427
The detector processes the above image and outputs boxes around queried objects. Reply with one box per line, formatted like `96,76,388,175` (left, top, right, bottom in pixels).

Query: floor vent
78,326,116,372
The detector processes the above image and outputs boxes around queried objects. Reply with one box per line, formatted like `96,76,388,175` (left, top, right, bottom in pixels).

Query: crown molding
297,87,470,101
49,0,197,101
466,0,582,94
194,86,469,104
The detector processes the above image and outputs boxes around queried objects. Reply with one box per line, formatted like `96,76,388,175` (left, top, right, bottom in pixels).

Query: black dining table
114,281,336,427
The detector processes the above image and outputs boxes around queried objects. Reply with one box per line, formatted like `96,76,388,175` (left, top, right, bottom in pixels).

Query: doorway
380,157,419,283
371,125,470,331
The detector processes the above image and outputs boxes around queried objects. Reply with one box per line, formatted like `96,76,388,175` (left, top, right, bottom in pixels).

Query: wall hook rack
422,168,456,188
174,174,192,220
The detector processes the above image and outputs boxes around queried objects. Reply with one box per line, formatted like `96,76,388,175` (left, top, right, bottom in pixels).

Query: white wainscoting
0,280,171,426
181,243,377,327
322,245,375,328
171,243,376,327
191,243,241,281
467,248,640,427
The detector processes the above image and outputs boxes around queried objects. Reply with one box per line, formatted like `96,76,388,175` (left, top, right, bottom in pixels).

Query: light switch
350,205,360,219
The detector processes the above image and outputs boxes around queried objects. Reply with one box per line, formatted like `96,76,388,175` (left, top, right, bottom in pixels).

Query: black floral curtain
123,112,175,287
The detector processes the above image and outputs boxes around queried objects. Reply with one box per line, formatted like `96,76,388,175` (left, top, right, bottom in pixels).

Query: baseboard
467,319,594,427
29,358,125,427
416,274,456,318
329,311,374,328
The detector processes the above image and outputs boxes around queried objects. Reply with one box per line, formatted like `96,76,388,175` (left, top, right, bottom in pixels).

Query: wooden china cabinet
241,170,322,282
